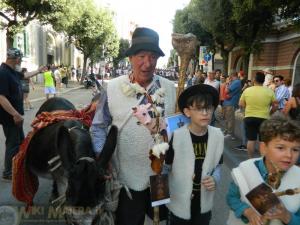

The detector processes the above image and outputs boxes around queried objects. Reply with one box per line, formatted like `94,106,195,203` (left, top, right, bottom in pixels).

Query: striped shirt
275,85,290,109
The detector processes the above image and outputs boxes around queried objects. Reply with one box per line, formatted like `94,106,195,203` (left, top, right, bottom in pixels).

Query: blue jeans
2,123,24,177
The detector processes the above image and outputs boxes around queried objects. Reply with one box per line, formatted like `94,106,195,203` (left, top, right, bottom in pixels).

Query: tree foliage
172,6,214,72
172,0,300,74
173,6,213,47
167,49,179,68
192,0,238,50
190,0,241,73
0,0,67,47
276,0,300,27
112,38,130,68
60,3,118,78
231,0,276,55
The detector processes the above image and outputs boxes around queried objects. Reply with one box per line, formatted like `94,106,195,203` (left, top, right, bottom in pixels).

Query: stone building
0,19,84,82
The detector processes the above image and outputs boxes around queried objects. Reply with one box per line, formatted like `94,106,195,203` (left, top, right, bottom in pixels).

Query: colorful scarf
12,102,97,209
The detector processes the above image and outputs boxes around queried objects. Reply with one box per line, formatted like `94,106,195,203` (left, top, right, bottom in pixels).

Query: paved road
0,87,254,225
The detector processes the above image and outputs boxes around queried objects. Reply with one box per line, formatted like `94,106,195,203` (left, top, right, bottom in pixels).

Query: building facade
228,26,300,86
0,19,84,82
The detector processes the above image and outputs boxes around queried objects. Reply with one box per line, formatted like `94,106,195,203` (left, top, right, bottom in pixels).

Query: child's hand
262,203,291,224
243,208,263,225
201,176,215,191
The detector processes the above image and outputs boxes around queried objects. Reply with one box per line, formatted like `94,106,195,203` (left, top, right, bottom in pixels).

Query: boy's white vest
167,125,224,219
227,158,300,225
107,75,176,191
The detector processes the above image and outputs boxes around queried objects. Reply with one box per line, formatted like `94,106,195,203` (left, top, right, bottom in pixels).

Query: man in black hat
90,27,176,225
0,48,44,181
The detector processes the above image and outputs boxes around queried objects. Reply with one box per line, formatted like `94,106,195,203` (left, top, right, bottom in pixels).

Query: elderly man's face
129,51,159,86
8,57,22,71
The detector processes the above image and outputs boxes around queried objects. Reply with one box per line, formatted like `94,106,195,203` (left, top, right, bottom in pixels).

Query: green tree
0,0,67,48
62,5,118,81
173,6,213,72
89,30,119,75
230,0,277,73
190,0,239,74
167,49,179,68
103,31,119,61
173,7,213,47
112,38,130,76
277,0,300,27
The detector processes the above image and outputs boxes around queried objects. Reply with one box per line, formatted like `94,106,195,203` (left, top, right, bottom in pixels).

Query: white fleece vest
107,75,176,191
227,158,300,225
167,125,224,219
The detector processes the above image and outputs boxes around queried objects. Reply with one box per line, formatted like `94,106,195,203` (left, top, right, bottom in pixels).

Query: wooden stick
153,206,160,225
274,187,300,197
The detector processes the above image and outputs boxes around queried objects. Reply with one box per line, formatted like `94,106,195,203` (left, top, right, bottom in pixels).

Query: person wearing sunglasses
273,75,290,111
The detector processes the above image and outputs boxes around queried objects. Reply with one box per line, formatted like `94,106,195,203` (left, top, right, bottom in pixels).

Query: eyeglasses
189,107,214,114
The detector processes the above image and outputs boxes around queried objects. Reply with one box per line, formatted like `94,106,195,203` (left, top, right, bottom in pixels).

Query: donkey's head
56,123,118,208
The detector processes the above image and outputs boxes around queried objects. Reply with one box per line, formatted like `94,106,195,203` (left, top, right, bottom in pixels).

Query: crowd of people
185,66,300,158
90,27,300,225
0,26,300,225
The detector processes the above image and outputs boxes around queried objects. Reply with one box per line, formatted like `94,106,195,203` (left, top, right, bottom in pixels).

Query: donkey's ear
56,126,75,170
97,125,118,169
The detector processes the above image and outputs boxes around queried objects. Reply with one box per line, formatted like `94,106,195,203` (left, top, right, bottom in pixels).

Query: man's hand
201,176,216,191
0,95,23,125
102,161,113,180
38,65,47,73
13,113,23,126
243,208,263,225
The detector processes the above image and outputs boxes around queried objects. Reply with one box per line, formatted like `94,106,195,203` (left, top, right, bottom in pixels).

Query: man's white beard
15,64,21,72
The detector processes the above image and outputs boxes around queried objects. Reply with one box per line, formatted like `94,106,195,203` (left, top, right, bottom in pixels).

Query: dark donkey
25,97,117,224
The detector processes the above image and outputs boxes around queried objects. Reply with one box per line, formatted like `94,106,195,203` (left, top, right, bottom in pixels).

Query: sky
95,0,190,68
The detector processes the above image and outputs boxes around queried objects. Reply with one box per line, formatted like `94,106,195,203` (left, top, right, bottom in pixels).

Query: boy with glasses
164,84,224,225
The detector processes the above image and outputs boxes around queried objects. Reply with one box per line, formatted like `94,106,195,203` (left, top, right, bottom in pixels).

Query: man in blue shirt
274,75,290,111
223,71,242,139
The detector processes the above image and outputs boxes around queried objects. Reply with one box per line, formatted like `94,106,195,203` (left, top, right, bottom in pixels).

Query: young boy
226,116,300,225
164,84,224,225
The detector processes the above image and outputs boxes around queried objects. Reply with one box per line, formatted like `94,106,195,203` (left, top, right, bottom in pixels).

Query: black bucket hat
125,27,165,57
178,84,219,113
